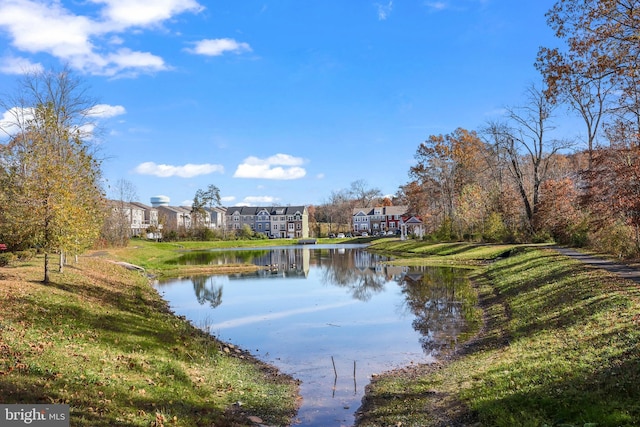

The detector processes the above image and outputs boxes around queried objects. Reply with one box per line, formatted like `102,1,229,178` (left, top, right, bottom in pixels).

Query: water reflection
155,245,476,426
400,266,472,355
171,245,396,302
191,275,224,308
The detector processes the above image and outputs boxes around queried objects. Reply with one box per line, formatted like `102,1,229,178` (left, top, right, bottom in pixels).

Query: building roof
225,206,307,216
403,216,423,224
352,206,408,216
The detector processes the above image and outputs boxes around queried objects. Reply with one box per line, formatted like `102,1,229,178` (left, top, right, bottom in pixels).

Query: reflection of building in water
379,265,409,281
232,248,311,279
353,250,388,274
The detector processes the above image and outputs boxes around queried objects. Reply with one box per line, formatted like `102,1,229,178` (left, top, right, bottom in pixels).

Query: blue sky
0,0,560,207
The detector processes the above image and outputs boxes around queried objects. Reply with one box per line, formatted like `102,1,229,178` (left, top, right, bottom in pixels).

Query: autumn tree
409,128,487,237
582,144,640,254
307,205,318,237
535,177,585,244
0,68,105,282
485,86,574,235
396,181,437,234
536,46,612,167
542,0,640,145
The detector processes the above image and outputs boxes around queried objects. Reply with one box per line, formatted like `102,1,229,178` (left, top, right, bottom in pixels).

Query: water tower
150,195,170,208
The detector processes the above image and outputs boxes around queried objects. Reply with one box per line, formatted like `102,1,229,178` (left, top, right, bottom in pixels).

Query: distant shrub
590,221,637,258
0,252,16,267
15,249,36,261
483,212,509,243
531,230,554,244
568,218,590,247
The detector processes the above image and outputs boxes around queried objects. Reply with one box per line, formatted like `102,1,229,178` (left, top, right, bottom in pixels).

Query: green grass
368,240,523,266
358,246,640,426
8,239,639,426
0,255,298,426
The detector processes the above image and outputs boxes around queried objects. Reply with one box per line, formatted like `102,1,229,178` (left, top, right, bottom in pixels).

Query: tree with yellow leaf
0,68,106,283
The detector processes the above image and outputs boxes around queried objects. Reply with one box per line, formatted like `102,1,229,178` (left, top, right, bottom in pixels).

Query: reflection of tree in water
399,266,469,356
318,248,388,301
191,276,223,308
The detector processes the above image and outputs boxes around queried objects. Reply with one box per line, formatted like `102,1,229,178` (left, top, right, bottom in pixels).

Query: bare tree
537,47,614,167
348,179,383,209
324,189,352,235
488,85,575,233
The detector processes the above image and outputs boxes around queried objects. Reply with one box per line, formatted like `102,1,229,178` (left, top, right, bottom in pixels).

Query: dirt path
553,246,640,283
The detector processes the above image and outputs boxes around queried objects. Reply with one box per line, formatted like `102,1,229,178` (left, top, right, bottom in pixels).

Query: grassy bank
0,254,299,426
100,238,364,277
358,246,640,426
99,239,299,277
367,239,521,264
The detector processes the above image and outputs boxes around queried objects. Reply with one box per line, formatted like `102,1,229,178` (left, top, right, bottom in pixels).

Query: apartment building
225,206,309,239
352,205,408,235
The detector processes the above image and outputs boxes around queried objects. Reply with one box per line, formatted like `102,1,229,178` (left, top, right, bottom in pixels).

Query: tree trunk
43,252,50,283
59,251,65,273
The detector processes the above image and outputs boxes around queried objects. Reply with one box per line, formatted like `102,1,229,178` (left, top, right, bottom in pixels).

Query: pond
153,244,476,426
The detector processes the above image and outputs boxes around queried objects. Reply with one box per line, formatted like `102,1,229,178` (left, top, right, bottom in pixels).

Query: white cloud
425,0,487,12
425,1,448,11
0,107,32,136
88,104,126,118
1,103,124,139
376,1,393,20
0,0,94,57
243,196,279,204
186,38,252,56
0,0,201,77
233,154,307,180
91,0,204,29
102,48,168,76
0,56,43,75
133,161,224,178
220,196,236,203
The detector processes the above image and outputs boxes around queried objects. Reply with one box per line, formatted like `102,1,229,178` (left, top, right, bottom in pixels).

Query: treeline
389,1,640,256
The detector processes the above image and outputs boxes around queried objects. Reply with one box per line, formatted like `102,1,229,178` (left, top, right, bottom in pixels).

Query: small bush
15,249,36,261
590,221,637,258
483,212,509,243
531,230,554,243
0,252,16,267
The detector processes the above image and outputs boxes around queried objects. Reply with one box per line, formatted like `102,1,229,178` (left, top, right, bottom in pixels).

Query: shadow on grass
472,353,640,426
359,247,640,426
